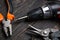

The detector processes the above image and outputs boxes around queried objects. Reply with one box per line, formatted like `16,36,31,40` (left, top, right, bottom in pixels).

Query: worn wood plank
0,0,60,40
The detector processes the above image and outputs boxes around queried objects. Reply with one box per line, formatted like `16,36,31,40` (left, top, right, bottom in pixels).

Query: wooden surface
0,0,60,40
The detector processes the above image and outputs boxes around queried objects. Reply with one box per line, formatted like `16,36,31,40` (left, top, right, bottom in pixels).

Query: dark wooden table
0,0,59,40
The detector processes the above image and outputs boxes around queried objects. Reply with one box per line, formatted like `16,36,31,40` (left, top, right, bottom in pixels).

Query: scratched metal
0,0,60,40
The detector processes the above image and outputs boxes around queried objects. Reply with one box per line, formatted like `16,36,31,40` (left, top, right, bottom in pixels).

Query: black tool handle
5,0,13,20
27,3,60,21
27,7,44,20
6,0,13,13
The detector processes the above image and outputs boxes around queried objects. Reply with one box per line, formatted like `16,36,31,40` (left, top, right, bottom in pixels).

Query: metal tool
2,19,12,36
28,24,59,40
1,0,14,37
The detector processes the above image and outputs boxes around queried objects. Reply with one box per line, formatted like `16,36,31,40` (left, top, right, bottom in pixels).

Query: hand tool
51,31,60,40
0,0,15,37
15,1,60,21
28,24,59,40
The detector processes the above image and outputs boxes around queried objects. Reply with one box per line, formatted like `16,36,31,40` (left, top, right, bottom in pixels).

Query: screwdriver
15,2,60,21
15,7,43,21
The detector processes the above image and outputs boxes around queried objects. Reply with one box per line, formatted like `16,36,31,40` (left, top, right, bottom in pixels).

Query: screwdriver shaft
14,16,28,21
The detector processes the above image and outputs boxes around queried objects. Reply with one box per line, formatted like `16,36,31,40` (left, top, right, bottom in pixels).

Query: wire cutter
28,24,59,40
0,0,15,37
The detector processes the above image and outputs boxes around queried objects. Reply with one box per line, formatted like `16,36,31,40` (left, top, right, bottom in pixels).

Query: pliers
28,25,59,40
0,0,14,37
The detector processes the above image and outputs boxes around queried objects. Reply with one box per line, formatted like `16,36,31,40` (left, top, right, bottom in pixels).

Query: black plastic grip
27,7,44,20
5,0,13,13
4,0,13,20
8,0,13,13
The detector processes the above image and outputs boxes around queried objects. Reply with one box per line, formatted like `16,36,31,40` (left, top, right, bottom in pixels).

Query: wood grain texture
0,0,59,40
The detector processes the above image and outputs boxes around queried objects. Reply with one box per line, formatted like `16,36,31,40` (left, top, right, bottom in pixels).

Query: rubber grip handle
27,7,43,20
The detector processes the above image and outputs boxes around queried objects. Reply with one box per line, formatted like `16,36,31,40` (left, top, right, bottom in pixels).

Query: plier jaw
28,25,50,37
2,19,12,37
28,24,59,40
